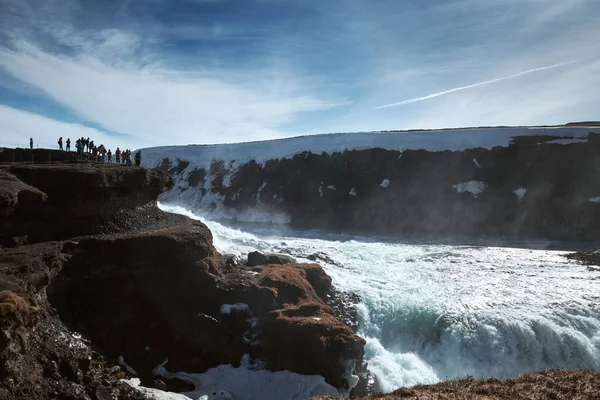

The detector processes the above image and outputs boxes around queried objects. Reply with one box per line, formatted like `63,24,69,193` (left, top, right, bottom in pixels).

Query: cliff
0,162,364,400
141,126,600,241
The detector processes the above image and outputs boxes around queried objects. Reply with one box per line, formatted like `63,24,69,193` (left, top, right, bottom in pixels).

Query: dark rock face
161,132,600,241
0,164,172,245
0,242,146,400
0,162,364,398
47,230,364,390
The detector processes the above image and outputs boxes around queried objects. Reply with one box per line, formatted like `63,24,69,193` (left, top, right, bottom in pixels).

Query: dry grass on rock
314,370,600,400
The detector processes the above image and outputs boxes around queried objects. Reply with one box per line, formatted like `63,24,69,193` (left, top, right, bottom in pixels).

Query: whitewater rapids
160,203,600,393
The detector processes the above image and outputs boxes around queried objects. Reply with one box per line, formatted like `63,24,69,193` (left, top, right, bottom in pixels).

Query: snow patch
220,303,249,315
513,188,527,202
256,182,268,203
589,196,600,203
543,138,588,145
312,317,322,321
127,359,342,400
319,183,324,198
453,181,487,197
349,187,357,197
379,179,390,188
222,173,233,188
327,185,337,191
118,355,139,376
142,127,597,169
343,359,360,392
472,158,480,168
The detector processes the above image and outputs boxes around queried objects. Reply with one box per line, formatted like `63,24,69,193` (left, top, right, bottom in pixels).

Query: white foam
589,196,600,203
159,203,600,393
327,185,338,191
472,158,480,168
349,187,357,197
379,179,390,188
453,181,487,197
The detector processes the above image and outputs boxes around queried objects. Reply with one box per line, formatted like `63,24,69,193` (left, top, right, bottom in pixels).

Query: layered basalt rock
0,164,172,245
155,132,600,241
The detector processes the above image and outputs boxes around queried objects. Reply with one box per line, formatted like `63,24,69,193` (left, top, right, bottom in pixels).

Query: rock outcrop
312,369,600,400
0,162,364,399
0,164,172,245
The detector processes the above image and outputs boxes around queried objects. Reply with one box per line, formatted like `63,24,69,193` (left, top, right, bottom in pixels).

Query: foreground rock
0,164,172,246
0,163,364,399
313,370,600,400
566,249,600,267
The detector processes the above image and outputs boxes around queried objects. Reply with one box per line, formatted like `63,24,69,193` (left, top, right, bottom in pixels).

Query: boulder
259,301,365,390
247,251,268,267
265,253,296,265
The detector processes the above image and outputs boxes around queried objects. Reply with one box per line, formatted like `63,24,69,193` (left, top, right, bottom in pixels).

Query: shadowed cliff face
157,133,600,241
0,164,173,245
0,163,364,399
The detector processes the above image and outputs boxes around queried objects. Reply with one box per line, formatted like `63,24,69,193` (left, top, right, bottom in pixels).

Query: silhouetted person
107,149,112,163
135,151,141,167
115,148,121,164
66,138,71,151
58,137,63,151
29,138,33,149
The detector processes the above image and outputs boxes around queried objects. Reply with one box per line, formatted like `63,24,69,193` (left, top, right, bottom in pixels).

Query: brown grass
313,370,600,400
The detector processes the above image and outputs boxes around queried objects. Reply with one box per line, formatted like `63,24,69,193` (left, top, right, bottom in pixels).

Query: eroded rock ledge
0,163,364,400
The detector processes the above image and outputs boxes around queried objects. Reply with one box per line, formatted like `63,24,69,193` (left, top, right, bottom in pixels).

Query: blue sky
0,0,599,149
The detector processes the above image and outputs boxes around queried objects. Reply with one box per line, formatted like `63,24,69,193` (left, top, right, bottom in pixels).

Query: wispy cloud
0,105,132,150
0,32,339,146
0,0,599,144
375,61,580,109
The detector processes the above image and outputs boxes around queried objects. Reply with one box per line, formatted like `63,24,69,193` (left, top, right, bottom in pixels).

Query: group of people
29,137,142,167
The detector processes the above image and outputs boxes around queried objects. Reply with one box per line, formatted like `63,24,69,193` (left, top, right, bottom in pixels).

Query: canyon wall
142,127,600,242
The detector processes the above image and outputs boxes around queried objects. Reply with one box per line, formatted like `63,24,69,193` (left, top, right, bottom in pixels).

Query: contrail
375,60,578,109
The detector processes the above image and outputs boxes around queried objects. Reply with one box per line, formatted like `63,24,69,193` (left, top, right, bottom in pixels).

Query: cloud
0,0,599,144
0,7,341,146
0,105,134,150
375,60,580,109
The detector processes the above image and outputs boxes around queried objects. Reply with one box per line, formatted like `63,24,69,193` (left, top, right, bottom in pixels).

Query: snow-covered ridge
141,126,597,168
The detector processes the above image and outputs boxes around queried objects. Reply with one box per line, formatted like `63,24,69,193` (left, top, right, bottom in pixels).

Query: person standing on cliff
107,149,113,163
58,137,63,151
135,150,141,167
29,138,33,149
66,138,71,152
115,148,121,164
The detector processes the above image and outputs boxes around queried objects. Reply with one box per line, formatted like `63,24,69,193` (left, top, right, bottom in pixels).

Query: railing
0,148,141,166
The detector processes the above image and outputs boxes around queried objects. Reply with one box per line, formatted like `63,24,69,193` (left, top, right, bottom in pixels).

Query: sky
0,0,599,149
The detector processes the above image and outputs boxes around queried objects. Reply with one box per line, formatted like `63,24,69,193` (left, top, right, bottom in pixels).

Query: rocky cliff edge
0,163,364,400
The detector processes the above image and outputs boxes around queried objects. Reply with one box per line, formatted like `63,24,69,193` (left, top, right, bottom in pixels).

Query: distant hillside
566,121,600,126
